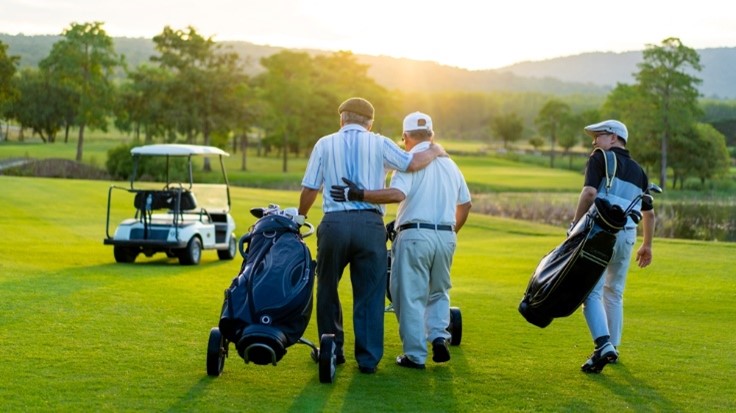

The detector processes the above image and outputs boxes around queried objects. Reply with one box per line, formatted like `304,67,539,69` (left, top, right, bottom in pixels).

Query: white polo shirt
391,141,471,226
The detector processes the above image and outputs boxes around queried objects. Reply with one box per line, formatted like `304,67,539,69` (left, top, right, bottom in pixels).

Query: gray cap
584,120,628,143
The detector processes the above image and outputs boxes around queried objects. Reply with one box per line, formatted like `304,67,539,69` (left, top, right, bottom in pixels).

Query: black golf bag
518,197,628,328
218,207,316,365
517,148,657,328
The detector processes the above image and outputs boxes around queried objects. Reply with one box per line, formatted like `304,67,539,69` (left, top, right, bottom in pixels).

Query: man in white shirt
332,111,471,369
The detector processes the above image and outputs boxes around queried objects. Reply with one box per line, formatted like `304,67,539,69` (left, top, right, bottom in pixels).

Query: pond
472,193,736,242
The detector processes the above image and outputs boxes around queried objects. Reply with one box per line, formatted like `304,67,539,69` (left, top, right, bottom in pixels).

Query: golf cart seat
134,189,198,212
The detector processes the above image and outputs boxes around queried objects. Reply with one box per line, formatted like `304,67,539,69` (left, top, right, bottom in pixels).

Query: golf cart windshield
191,184,230,214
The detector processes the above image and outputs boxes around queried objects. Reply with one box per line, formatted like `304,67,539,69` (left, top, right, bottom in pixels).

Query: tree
310,51,393,144
115,65,173,143
635,37,703,189
256,51,316,172
39,22,121,161
670,123,730,188
491,113,524,149
11,68,78,142
0,40,20,140
151,26,247,171
601,83,659,173
535,99,570,168
573,109,602,148
528,136,545,152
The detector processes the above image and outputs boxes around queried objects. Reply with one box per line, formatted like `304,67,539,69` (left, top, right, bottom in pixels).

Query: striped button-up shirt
301,124,412,214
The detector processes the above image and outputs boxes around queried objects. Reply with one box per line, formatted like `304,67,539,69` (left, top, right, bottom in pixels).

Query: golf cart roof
131,144,230,157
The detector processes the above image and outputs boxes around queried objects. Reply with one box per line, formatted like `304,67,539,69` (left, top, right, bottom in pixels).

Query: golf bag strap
594,148,617,193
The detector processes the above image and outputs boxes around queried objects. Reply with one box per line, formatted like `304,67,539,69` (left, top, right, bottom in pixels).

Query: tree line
0,23,732,188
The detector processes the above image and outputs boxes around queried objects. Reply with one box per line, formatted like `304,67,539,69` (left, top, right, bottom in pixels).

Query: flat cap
584,119,629,143
338,97,374,119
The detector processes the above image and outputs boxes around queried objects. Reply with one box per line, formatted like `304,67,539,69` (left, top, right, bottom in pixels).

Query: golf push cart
206,205,341,383
104,144,237,265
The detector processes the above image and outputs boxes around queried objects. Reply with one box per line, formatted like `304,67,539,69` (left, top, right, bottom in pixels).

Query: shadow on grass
166,376,216,413
285,374,336,413
286,350,460,412
607,362,678,411
559,361,678,411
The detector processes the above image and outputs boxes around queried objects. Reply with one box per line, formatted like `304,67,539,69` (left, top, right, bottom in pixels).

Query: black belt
329,209,381,215
398,223,454,232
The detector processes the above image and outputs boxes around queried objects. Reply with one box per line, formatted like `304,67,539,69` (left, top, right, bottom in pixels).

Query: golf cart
103,144,237,265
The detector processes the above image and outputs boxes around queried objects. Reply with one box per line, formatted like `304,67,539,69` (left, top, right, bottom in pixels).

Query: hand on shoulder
431,142,449,158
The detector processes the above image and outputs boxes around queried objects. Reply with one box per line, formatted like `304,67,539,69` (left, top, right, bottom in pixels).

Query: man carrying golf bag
573,119,656,373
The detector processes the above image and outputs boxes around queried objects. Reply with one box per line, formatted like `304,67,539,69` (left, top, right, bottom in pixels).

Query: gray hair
341,111,373,128
405,130,433,141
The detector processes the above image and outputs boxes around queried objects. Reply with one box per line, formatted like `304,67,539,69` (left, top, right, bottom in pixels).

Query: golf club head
629,210,642,224
648,183,663,194
250,207,265,218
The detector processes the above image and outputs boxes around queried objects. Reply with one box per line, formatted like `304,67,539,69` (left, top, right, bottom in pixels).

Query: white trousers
582,228,637,346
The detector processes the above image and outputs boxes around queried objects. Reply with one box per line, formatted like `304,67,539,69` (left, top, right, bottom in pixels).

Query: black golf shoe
396,354,425,369
581,342,618,373
432,338,451,363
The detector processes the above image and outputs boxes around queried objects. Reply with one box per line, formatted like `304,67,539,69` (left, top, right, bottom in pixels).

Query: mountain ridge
2,33,735,99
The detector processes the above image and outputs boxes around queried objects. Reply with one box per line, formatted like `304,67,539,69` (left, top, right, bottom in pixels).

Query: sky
1,0,734,70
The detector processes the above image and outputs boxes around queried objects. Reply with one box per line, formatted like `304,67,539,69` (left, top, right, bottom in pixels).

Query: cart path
0,158,32,171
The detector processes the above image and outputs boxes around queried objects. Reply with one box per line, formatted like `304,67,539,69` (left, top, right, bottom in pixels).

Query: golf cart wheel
318,334,336,384
113,246,138,263
217,234,237,260
448,307,462,346
206,327,227,376
179,237,202,265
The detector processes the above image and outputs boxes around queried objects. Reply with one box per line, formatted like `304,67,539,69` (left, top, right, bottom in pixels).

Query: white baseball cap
403,111,433,133
584,119,628,143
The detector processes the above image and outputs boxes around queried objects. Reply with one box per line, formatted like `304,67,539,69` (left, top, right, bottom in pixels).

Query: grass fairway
1,176,734,412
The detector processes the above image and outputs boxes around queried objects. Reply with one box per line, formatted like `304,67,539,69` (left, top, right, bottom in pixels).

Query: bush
106,142,137,180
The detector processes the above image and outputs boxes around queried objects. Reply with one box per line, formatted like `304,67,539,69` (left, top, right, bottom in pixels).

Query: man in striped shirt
298,97,445,374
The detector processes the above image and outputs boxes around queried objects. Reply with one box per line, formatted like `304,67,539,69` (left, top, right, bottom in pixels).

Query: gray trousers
316,210,387,368
389,228,456,364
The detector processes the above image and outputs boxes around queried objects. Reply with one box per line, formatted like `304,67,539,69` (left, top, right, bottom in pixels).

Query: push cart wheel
448,307,462,346
206,327,227,376
318,334,336,384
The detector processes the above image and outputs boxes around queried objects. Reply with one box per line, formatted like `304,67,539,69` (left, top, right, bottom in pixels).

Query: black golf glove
330,177,364,202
